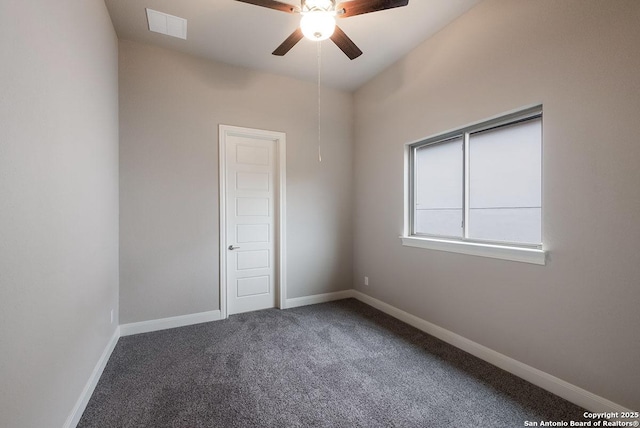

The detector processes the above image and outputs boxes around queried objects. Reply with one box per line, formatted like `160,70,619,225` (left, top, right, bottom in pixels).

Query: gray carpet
78,299,588,427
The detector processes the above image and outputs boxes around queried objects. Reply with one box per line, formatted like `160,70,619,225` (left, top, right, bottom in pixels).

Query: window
403,106,545,265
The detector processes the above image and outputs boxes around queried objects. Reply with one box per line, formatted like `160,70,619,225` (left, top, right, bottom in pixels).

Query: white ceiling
104,0,480,91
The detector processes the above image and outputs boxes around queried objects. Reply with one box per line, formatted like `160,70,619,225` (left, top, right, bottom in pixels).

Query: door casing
218,124,287,319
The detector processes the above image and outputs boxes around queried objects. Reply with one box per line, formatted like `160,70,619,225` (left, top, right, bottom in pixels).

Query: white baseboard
285,290,354,309
351,290,631,414
120,310,222,336
63,327,120,428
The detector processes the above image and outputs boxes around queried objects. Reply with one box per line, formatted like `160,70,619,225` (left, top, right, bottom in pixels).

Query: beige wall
353,0,640,410
119,40,354,323
0,1,119,427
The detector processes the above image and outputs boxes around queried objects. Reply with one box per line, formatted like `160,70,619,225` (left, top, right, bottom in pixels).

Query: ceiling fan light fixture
300,11,336,41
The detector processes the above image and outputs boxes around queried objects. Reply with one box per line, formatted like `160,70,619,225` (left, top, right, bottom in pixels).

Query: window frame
403,105,546,265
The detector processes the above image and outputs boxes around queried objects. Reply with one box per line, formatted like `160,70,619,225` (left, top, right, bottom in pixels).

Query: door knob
228,245,240,251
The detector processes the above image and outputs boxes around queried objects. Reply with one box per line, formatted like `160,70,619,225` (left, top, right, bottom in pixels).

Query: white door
221,126,284,315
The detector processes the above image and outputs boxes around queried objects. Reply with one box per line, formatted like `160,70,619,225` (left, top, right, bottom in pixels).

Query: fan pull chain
317,41,322,163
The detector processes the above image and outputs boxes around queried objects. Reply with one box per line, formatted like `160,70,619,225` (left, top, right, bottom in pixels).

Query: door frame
218,124,287,319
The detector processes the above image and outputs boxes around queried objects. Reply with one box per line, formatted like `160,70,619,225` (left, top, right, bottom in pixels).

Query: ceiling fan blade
272,28,304,56
336,0,409,18
330,26,363,60
235,0,297,13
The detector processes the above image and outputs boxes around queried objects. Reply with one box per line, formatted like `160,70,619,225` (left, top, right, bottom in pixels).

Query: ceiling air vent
145,8,187,40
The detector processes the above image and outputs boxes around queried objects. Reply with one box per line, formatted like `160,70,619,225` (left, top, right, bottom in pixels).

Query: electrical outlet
110,309,114,324
364,276,369,286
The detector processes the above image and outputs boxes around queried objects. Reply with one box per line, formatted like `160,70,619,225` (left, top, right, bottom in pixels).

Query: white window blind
468,118,542,245
414,137,463,237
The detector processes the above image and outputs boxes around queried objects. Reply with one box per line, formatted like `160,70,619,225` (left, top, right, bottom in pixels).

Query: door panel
236,197,269,216
237,224,269,243
237,250,269,270
237,276,270,297
236,172,270,190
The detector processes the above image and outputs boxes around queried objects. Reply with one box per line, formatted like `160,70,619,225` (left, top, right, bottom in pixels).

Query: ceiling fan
235,0,410,60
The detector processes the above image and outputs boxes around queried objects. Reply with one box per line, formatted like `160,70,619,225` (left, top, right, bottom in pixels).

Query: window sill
400,236,546,265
